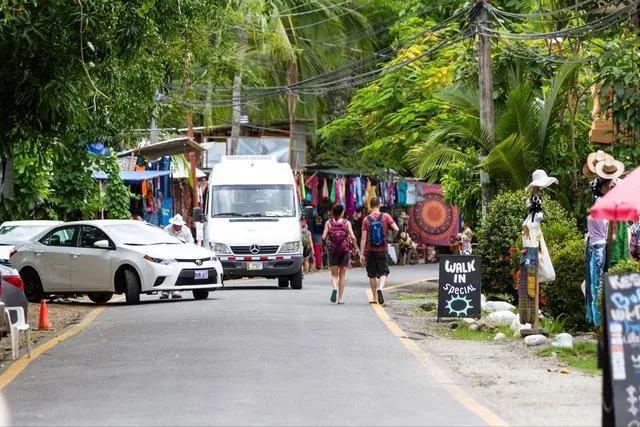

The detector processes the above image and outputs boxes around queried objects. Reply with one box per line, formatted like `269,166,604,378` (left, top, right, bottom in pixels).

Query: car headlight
279,241,301,254
143,255,177,266
213,242,232,255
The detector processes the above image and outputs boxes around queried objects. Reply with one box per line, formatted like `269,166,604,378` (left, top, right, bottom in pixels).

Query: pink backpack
328,219,351,255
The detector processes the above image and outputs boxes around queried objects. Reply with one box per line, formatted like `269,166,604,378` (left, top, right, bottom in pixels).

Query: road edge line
0,299,117,390
368,288,509,427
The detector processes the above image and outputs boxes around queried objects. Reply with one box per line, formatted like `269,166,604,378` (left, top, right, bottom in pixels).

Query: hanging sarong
585,243,606,327
519,247,538,325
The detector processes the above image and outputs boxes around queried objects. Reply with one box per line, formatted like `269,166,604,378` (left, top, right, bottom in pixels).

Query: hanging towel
322,178,329,201
334,177,341,205
308,175,319,206
300,173,306,202
345,178,356,217
355,177,363,208
329,178,336,204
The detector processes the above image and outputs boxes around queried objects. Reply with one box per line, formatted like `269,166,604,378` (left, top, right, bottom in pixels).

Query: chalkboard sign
438,255,482,319
604,272,640,426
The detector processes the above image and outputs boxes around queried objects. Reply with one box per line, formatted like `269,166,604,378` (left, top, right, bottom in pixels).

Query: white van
204,155,303,288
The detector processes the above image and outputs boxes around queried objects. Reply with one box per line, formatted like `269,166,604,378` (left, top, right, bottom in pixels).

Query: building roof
119,137,205,160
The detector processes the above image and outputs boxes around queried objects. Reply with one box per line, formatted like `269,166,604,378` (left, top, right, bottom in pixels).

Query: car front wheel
192,289,209,300
123,269,141,305
289,270,303,289
88,293,113,304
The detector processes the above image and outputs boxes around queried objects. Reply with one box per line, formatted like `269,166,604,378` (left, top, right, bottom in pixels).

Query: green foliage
440,151,482,227
100,154,134,219
477,190,578,300
542,238,588,332
609,260,640,274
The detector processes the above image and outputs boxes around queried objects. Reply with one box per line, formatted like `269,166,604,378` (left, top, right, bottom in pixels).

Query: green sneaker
330,289,337,303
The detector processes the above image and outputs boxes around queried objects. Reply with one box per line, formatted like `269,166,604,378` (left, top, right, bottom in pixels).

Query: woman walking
322,204,357,304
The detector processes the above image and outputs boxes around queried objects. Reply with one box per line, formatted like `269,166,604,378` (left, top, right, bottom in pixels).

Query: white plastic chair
4,307,31,360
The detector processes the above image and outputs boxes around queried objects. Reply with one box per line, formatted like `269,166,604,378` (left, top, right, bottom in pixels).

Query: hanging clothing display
355,177,363,208
609,221,630,267
322,178,329,201
346,178,356,217
519,247,539,324
406,182,417,205
585,243,606,327
300,173,306,202
397,181,407,205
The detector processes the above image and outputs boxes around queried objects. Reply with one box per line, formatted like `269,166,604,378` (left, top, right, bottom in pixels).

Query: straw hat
525,169,558,192
583,150,613,178
595,157,625,180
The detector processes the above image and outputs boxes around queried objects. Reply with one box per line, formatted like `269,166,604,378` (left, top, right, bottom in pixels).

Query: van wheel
21,269,45,303
123,269,141,305
88,293,113,304
192,289,209,300
278,277,289,288
289,270,303,289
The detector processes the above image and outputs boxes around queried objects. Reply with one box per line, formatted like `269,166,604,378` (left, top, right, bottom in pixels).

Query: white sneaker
337,300,345,305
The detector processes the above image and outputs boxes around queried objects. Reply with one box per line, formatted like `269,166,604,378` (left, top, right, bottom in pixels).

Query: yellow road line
0,297,123,390
368,288,509,427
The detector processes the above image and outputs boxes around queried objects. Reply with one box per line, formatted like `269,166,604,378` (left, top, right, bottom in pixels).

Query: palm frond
480,134,533,189
407,141,476,181
539,62,580,152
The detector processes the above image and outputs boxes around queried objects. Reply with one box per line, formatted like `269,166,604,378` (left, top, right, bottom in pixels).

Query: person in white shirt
160,214,194,300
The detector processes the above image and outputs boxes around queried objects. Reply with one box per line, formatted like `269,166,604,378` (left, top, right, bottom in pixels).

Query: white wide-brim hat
525,169,558,192
169,214,186,226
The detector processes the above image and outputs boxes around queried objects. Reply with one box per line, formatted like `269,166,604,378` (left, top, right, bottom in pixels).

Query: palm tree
407,62,580,190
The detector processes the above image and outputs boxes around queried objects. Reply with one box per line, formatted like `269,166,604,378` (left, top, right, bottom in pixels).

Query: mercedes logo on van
195,259,203,266
249,244,261,254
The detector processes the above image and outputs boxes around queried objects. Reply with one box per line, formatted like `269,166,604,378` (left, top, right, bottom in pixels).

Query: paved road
4,264,491,426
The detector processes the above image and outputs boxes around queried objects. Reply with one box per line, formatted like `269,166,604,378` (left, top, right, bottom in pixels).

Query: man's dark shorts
366,251,389,278
329,251,351,267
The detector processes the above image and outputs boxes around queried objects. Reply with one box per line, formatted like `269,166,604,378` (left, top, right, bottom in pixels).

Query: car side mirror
193,207,206,223
94,240,111,250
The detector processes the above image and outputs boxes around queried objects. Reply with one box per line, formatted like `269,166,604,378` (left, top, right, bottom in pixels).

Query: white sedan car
11,220,223,304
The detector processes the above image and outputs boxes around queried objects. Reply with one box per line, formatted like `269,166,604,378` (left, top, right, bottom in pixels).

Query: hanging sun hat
525,169,559,192
595,157,625,180
583,150,613,178
169,214,186,226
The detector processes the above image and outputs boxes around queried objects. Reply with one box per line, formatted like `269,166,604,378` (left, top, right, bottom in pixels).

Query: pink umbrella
590,166,640,221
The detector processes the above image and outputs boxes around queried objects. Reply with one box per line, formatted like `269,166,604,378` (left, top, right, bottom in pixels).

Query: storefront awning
119,137,205,160
92,170,174,182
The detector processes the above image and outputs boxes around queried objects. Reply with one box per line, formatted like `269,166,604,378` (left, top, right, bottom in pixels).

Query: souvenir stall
297,167,458,268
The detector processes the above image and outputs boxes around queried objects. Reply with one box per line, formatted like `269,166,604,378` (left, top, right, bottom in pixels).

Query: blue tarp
92,170,174,182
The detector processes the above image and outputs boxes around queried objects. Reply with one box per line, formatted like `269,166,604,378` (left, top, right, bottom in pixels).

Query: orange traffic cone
38,300,52,331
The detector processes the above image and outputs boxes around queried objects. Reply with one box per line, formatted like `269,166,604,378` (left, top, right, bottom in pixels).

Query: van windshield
211,184,296,218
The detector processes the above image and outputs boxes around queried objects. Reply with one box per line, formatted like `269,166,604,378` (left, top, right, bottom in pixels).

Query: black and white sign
604,272,640,426
438,255,482,319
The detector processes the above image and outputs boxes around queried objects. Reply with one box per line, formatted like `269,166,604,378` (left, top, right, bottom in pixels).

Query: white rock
494,332,506,340
488,310,517,326
552,333,574,349
513,323,532,337
481,294,487,308
524,334,548,346
510,318,523,332
484,301,516,313
462,318,476,324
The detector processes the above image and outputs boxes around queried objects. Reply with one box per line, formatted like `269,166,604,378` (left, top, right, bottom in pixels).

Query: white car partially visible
12,220,223,304
0,220,62,261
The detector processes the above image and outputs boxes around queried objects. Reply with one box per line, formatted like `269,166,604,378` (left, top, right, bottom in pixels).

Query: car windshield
105,223,183,246
0,224,52,245
211,184,296,218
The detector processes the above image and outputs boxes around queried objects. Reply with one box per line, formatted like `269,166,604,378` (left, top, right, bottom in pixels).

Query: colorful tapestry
407,184,459,246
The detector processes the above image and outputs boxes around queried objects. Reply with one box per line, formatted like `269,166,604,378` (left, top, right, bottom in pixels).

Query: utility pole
229,29,248,156
475,0,495,218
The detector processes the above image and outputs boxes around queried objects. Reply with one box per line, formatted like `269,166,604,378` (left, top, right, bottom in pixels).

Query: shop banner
604,272,640,426
438,255,482,319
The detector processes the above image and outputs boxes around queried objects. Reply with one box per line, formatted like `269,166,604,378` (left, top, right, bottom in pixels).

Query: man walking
360,198,399,305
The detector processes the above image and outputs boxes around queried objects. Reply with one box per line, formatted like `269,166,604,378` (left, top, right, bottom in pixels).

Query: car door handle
36,251,43,256
71,253,81,258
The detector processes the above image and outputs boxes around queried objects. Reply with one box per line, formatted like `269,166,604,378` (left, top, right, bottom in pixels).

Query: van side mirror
94,240,111,250
193,207,205,222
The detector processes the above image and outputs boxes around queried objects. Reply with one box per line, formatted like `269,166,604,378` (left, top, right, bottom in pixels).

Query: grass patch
540,315,568,336
449,323,513,341
393,292,435,301
538,341,599,375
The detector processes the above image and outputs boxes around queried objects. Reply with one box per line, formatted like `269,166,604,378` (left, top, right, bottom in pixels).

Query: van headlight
144,255,177,266
279,241,301,254
213,242,232,255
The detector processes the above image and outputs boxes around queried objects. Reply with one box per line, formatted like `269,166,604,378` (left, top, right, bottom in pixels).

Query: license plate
247,262,263,271
194,270,208,280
